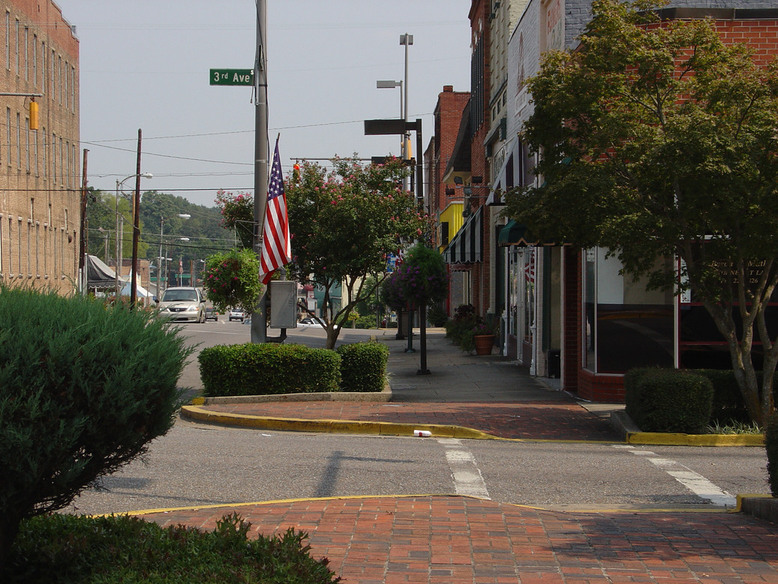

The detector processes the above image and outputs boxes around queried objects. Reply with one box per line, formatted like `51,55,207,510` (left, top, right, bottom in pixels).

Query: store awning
443,205,483,264
498,219,560,247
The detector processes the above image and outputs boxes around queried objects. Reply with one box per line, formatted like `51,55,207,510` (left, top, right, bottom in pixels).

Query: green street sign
210,69,254,86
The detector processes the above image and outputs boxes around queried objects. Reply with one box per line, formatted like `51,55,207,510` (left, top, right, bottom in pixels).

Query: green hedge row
625,368,713,434
199,342,388,397
337,342,388,392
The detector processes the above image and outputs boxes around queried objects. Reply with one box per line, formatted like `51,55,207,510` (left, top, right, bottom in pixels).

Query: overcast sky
55,0,473,207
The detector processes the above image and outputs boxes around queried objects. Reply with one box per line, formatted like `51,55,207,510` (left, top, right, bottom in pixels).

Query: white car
229,308,246,322
156,287,206,323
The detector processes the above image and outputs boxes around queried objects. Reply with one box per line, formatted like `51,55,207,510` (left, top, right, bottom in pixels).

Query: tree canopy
286,157,428,348
504,0,778,424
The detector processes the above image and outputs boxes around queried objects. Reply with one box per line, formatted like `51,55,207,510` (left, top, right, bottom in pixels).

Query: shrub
625,368,713,433
0,286,191,563
767,411,778,497
4,512,340,583
337,342,389,392
352,314,379,329
199,343,341,396
427,303,448,327
692,369,752,425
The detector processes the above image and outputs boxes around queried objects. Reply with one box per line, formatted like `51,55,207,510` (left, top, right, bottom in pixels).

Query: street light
115,172,152,300
400,33,413,174
376,79,403,157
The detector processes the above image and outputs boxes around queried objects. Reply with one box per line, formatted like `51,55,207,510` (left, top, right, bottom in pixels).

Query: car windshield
162,290,197,302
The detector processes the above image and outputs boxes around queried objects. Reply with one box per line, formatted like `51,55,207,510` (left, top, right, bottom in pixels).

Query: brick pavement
135,495,778,584
196,401,622,441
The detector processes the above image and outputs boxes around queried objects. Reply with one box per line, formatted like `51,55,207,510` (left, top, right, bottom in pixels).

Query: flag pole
252,0,269,343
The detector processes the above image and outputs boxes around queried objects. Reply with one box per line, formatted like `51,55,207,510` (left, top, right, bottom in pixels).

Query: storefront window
582,248,674,373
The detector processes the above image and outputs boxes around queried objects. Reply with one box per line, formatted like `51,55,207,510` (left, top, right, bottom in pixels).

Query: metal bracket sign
210,69,254,86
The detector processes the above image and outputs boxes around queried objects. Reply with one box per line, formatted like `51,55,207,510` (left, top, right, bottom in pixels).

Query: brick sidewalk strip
194,401,622,441
136,495,778,584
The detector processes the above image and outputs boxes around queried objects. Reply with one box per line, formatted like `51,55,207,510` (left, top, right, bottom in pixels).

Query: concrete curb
179,405,499,440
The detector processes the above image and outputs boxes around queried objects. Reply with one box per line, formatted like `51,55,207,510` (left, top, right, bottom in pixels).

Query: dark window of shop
583,248,674,373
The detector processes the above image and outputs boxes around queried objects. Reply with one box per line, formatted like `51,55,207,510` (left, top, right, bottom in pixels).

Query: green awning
498,220,558,247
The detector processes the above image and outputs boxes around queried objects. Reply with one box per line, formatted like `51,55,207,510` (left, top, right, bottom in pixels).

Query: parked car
228,308,246,322
156,287,206,323
204,307,219,321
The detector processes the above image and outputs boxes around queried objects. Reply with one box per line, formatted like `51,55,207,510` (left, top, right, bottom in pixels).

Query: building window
15,18,19,75
33,33,36,85
16,112,20,168
25,120,29,173
23,26,27,80
52,132,56,183
5,11,9,70
6,107,10,166
582,248,674,374
41,41,45,94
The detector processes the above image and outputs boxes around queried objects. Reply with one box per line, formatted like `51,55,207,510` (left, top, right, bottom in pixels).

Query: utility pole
251,0,269,343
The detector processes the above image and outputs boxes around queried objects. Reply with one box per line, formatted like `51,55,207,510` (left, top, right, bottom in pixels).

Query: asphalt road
67,418,769,516
65,318,770,517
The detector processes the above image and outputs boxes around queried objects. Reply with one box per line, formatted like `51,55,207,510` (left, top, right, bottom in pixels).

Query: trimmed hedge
767,412,778,497
625,368,713,433
337,342,389,392
199,343,341,397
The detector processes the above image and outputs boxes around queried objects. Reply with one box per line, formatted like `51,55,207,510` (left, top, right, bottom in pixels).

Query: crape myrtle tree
504,0,778,425
286,157,428,349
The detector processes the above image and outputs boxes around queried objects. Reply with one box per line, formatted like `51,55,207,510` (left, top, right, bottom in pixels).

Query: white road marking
439,438,490,499
615,445,736,507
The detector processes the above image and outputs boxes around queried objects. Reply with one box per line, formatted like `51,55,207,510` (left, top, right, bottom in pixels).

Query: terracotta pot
474,334,495,355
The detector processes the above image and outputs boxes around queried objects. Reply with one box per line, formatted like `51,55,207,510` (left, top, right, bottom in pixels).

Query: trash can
548,349,561,378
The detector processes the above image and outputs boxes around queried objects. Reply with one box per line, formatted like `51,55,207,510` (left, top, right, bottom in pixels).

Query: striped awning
443,206,483,265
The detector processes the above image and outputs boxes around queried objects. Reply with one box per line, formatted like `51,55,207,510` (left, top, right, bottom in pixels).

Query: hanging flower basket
474,334,495,356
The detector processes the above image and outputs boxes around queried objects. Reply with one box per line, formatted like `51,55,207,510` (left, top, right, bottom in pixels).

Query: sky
55,0,473,207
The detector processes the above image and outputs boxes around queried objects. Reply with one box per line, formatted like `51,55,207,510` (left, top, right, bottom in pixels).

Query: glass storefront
583,248,674,374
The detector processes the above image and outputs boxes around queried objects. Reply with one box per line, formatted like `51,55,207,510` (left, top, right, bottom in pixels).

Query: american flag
259,139,291,284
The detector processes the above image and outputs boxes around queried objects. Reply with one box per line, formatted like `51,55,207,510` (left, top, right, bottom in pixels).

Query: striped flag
259,139,291,284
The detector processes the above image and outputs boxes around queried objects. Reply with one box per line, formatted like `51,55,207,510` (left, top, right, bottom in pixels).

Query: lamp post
376,79,403,157
400,33,413,177
116,171,152,301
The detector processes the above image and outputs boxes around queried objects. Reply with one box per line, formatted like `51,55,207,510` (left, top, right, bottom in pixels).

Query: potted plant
472,320,497,355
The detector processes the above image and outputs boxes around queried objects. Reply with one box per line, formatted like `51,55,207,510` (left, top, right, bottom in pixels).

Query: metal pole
115,179,121,299
251,0,269,343
157,217,164,300
130,129,142,308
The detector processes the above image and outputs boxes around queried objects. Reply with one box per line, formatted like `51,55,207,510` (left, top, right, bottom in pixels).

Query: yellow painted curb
627,432,764,447
179,405,500,440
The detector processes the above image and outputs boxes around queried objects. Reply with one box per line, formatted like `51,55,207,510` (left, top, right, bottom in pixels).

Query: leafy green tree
287,157,428,348
505,0,778,424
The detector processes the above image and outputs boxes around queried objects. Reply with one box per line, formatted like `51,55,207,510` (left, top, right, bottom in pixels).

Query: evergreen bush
0,286,190,563
337,342,389,393
4,512,340,583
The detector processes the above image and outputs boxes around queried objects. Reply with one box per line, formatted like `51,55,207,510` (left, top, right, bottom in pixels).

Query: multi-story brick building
0,0,80,294
496,0,778,401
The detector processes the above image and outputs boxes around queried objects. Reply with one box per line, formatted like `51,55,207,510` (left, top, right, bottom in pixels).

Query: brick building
0,0,80,294
495,1,778,401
